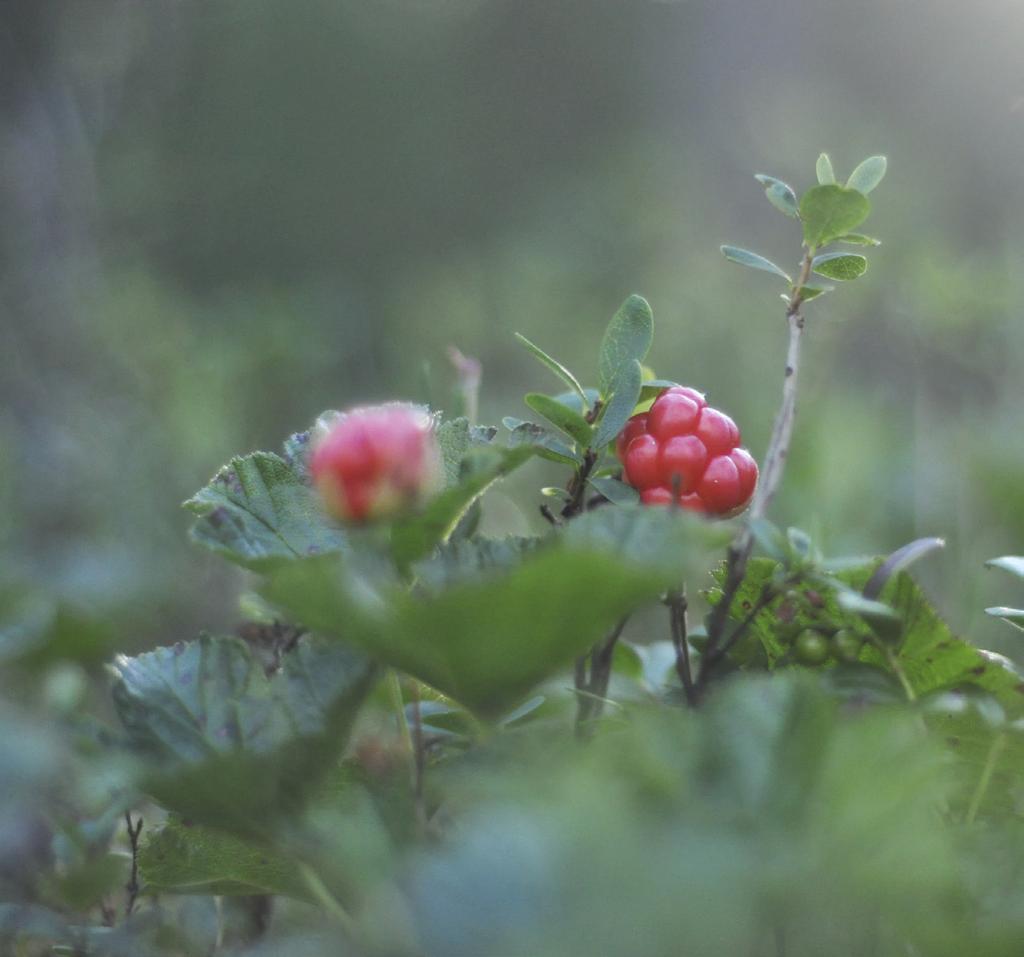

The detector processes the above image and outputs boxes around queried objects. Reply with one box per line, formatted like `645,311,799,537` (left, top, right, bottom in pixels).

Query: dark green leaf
514,333,590,408
111,634,377,835
390,445,538,568
799,185,871,249
593,359,643,449
846,155,887,194
587,476,639,505
720,245,791,281
503,419,580,466
922,689,1024,820
265,546,670,720
563,504,729,570
598,295,654,396
525,393,593,446
184,452,346,571
811,252,869,281
754,174,799,217
139,817,312,900
412,536,545,591
815,152,836,185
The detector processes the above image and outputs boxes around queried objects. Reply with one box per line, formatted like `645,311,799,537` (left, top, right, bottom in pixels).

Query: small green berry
831,629,864,663
794,629,830,665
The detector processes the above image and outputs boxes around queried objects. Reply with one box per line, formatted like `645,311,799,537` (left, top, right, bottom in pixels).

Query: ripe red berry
617,388,757,516
310,403,444,523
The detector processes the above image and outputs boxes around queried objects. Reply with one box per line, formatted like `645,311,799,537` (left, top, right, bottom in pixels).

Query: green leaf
863,537,946,599
799,185,871,249
587,476,639,505
563,504,729,569
598,295,654,396
754,174,799,217
987,556,1024,580
921,689,1024,820
985,607,1024,632
390,445,538,568
412,536,545,591
816,152,835,185
184,452,346,571
434,417,496,486
846,155,887,195
265,545,671,720
796,285,832,302
524,393,593,446
110,634,377,835
503,419,580,466
593,358,643,449
836,233,881,246
514,333,590,409
139,817,312,900
811,252,869,281
710,559,1024,706
549,388,602,417
720,246,791,282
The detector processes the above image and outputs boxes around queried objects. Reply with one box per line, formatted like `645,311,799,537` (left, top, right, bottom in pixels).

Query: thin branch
560,449,598,520
539,504,560,526
701,586,777,677
410,681,427,837
667,588,696,706
124,811,143,919
701,248,815,686
574,617,628,739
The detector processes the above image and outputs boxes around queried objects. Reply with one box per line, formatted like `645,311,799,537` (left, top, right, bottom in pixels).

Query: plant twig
410,681,428,837
666,588,696,705
965,732,1006,826
298,862,359,936
124,811,143,919
701,248,815,688
560,449,598,519
539,504,560,526
702,585,777,676
574,617,628,739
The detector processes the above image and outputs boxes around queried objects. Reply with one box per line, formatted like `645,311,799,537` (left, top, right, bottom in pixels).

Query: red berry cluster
616,387,757,516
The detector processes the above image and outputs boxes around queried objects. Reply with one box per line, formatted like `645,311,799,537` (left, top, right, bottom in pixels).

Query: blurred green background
2,0,1023,655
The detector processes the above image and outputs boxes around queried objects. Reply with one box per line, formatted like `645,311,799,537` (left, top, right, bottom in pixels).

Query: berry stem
667,587,696,706
697,247,815,698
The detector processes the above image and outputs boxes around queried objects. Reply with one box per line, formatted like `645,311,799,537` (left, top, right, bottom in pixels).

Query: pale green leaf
816,152,836,185
720,246,791,282
754,174,799,217
987,556,1024,580
847,155,887,195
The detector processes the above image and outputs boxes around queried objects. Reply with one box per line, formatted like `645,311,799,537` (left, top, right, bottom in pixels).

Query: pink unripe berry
310,403,443,523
